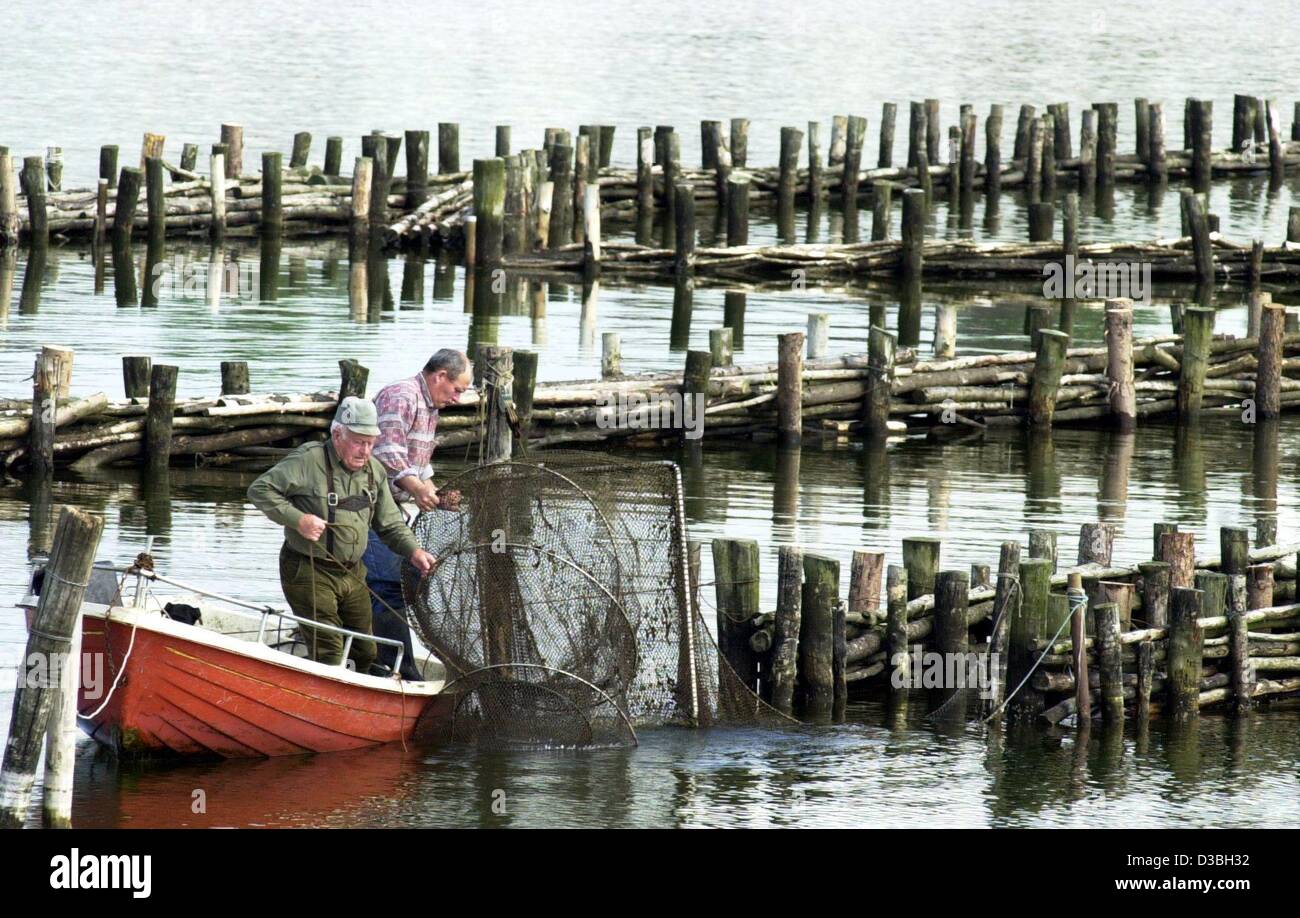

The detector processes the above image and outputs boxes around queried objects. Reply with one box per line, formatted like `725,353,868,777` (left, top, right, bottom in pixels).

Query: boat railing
105,564,405,675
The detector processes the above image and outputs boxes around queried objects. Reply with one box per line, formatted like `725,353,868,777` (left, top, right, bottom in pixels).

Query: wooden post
806,121,823,200
1105,299,1136,430
1176,305,1214,418
1148,102,1167,181
1194,571,1227,618
438,123,459,174
122,355,151,399
547,144,573,250
777,126,803,213
99,144,119,189
712,539,761,694
636,127,654,219
843,115,866,203
221,123,243,178
925,99,940,165
1247,563,1273,611
985,540,1022,721
1008,558,1052,721
1048,102,1071,158
209,152,227,242
143,155,166,243
900,187,925,280
1266,100,1284,181
29,350,59,477
257,152,282,235
985,104,1003,194
1180,191,1214,282
0,150,18,247
848,550,884,626
22,157,49,249
1167,587,1204,719
673,183,694,277
338,358,368,400
960,109,976,193
726,177,749,246
93,178,108,247
878,102,897,168
1077,109,1097,189
145,364,178,470
479,346,512,463
601,332,621,378
934,569,969,658
0,506,103,829
1029,530,1058,571
721,118,746,169
1138,561,1171,629
573,134,590,244
1153,522,1178,560
1232,94,1255,151
1095,102,1118,185
1217,526,1249,578
1078,522,1115,566
495,125,512,158
1227,573,1254,710
1013,103,1035,163
933,303,956,359
474,158,506,268
324,136,343,176
581,182,601,277
805,313,829,359
1135,97,1151,162
863,326,896,438
777,331,804,446
771,546,802,716
798,553,839,720
1028,329,1069,426
403,129,430,209
1159,531,1195,590
220,360,250,395
512,349,537,447
906,101,925,170
1257,302,1284,419
871,181,892,241
1189,99,1213,190
709,327,733,368
901,536,941,601
1095,601,1123,725
886,564,909,692
286,131,311,169
1028,202,1054,241
1027,117,1043,202
1289,207,1300,244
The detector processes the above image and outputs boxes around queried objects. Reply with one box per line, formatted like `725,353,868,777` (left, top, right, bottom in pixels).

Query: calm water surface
3,0,1300,828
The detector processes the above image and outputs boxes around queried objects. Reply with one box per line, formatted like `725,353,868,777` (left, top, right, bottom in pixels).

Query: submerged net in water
402,452,789,747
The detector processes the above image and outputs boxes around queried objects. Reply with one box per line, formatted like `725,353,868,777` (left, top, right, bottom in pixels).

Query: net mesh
402,451,790,748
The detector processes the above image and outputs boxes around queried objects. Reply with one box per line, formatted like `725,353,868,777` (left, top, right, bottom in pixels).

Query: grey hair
423,348,470,377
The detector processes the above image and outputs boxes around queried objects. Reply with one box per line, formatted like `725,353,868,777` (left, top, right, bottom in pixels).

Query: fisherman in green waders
247,397,438,675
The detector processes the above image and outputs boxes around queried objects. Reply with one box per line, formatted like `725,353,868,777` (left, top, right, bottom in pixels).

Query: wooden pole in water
1158,530,1195,590
1180,191,1214,282
1095,602,1123,724
547,144,573,250
1138,561,1170,628
1028,329,1069,426
778,127,802,212
1167,587,1204,719
1288,207,1300,244
673,183,695,277
1189,99,1213,189
985,104,1003,194
1078,521,1115,567
99,144,119,189
512,349,537,446
1105,299,1136,430
122,356,151,399
112,166,142,242
1136,640,1154,722
289,131,311,169
0,506,103,829
1247,563,1273,611
145,364,177,470
1068,571,1089,724
805,313,828,359
145,156,166,242
209,153,227,242
221,123,243,178
848,550,884,626
1135,98,1151,163
438,123,459,174
220,360,250,395
843,115,866,203
1013,103,1035,164
473,159,507,268
712,539,761,694
798,553,839,721
405,130,430,209
908,102,926,170
349,156,373,239
324,137,343,177
727,177,749,246
572,135,590,244
901,536,940,601
871,181,892,241
480,346,512,462
806,122,822,199
730,119,749,168
770,546,803,716
709,327,732,368
1232,94,1254,151
636,127,654,221
1049,102,1070,158
1095,102,1118,185
934,569,969,659
338,359,368,400
29,350,58,477
886,564,909,692
1258,302,1285,419
601,332,621,379
495,125,512,158
259,152,282,235
0,150,18,247
1148,102,1167,181
900,187,925,280
22,157,48,249
1029,530,1058,570
777,331,804,446
960,110,976,193
1028,202,1054,241
1078,109,1097,189
925,99,940,165
985,540,1022,721
1008,558,1051,721
864,326,895,437
1176,305,1214,418
879,102,896,168
93,178,108,247
1226,573,1254,710
1027,118,1043,203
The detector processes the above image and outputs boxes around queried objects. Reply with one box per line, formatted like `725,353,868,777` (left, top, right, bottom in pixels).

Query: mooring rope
981,599,1075,725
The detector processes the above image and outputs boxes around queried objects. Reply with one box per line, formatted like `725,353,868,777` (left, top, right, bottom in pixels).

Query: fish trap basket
402,452,786,747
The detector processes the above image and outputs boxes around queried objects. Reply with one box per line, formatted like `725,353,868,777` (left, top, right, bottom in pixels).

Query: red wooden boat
18,562,456,759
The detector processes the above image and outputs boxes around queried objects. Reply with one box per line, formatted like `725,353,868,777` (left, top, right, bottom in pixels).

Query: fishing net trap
401,452,790,748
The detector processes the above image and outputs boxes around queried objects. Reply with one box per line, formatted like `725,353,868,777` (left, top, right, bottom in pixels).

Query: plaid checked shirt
372,374,439,501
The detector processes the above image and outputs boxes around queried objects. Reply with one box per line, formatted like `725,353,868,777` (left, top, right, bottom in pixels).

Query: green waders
279,543,377,671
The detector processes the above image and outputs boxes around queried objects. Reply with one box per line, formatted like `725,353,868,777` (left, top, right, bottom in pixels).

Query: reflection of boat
17,559,455,759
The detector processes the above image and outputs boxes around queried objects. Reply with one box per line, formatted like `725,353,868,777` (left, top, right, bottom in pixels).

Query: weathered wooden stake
709,327,733,368
1176,305,1214,417
1105,299,1136,430
878,102,897,168
864,326,895,437
220,123,243,178
438,123,460,174
1137,561,1170,629
1008,558,1051,721
901,536,941,601
798,553,839,721
1096,601,1123,724
848,550,884,625
1257,302,1284,418
900,187,925,280
1167,587,1204,719
777,331,804,446
712,539,761,694
220,360,250,395
1028,329,1069,426
22,157,49,249
145,364,178,470
726,177,749,246
324,136,343,177
771,546,802,716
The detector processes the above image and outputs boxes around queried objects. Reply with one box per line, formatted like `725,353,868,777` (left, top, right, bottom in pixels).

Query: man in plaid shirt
361,348,472,678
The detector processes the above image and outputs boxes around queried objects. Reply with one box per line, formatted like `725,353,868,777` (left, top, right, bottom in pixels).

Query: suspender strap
322,443,337,557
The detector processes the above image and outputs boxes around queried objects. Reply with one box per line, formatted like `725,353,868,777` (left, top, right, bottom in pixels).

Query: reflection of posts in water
777,195,796,245
468,266,504,357
0,247,14,327
1024,426,1060,514
400,255,425,305
142,464,173,540
20,246,47,314
897,276,923,348
983,183,1001,235
927,470,950,531
141,236,164,307
841,198,859,244
806,197,822,244
1173,420,1206,520
368,243,390,316
287,255,307,288
93,240,106,296
669,275,694,352
347,251,368,321
861,436,890,530
1163,715,1202,784
259,232,281,303
206,245,225,311
933,302,956,358
1099,431,1135,521
958,189,974,233
772,445,800,530
579,279,599,351
432,250,455,300
723,291,745,351
1253,419,1279,546
530,279,547,347
27,475,54,560
112,236,136,307
1094,181,1116,223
